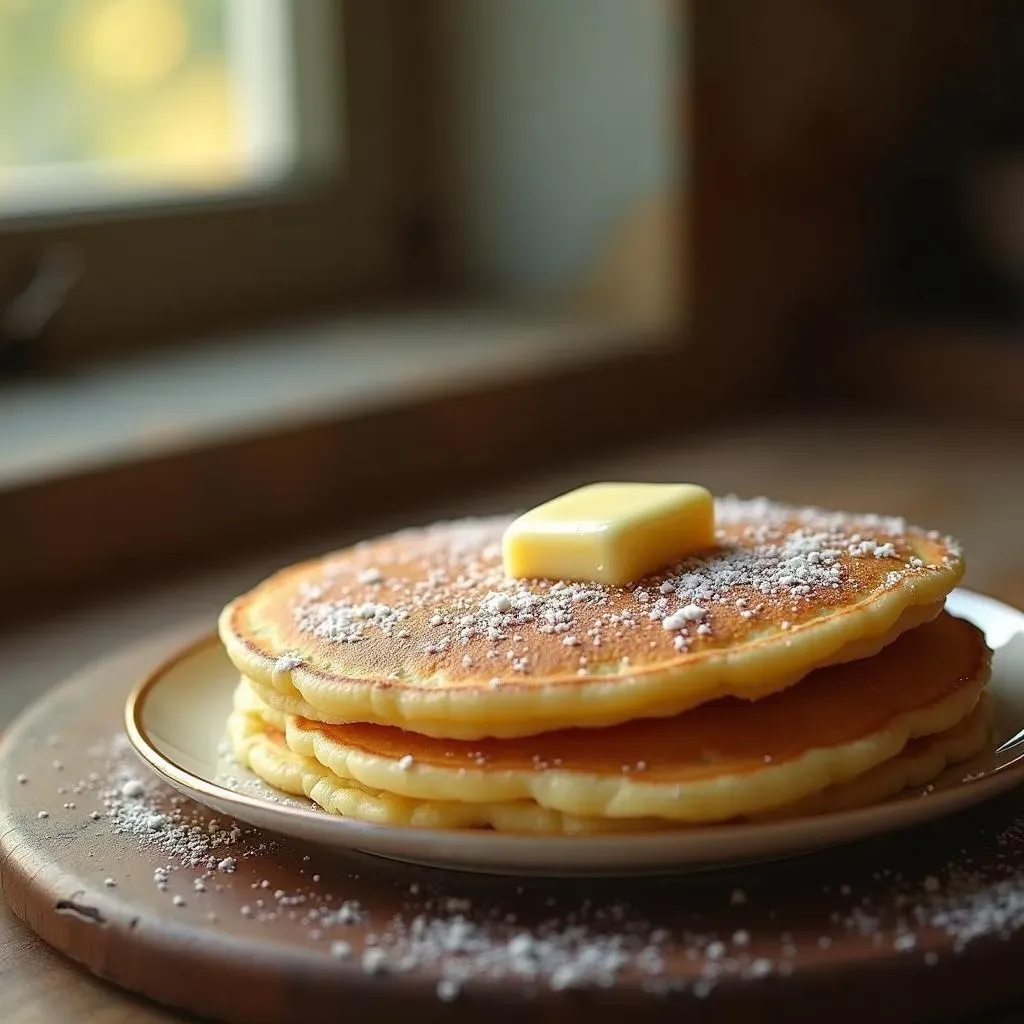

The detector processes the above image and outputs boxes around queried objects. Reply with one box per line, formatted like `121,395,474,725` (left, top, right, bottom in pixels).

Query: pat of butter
502,483,715,586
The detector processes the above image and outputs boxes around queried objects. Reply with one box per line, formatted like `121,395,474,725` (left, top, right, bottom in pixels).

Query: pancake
235,612,989,823
219,497,964,739
763,693,993,819
227,692,992,834
227,709,670,834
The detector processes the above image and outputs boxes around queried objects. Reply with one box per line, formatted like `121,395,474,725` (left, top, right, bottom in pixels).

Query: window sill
0,308,684,617
1,308,664,489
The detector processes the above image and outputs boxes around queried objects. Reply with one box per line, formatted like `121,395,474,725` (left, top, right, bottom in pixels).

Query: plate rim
124,587,1024,857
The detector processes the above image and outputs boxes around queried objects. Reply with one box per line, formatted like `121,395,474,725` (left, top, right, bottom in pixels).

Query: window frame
0,0,413,367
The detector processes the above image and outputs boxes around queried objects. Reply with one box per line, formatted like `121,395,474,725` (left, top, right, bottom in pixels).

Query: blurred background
0,0,273,198
3,9,1024,1018
1,0,1023,632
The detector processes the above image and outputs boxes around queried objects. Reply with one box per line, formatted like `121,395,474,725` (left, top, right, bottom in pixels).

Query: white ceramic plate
125,589,1024,876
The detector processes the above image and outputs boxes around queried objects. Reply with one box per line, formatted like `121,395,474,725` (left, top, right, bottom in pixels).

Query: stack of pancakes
219,497,990,833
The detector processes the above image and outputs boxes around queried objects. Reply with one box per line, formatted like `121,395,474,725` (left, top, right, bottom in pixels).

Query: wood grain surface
4,621,1024,1024
1,421,1023,1023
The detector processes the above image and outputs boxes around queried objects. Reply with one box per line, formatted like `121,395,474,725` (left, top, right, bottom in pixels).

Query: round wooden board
4,625,1024,1024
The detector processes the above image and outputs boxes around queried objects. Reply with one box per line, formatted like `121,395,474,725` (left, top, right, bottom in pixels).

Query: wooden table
2,419,1023,1023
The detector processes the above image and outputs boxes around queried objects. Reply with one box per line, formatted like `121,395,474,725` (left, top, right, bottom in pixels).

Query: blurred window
0,1,406,366
0,0,297,216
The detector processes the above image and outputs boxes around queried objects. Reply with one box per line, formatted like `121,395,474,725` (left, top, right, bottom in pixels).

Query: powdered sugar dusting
295,600,408,644
359,905,667,991
100,735,272,869
284,500,959,674
20,727,1024,1003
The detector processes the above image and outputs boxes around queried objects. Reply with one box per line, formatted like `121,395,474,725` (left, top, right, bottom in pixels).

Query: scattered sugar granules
34,708,1024,1007
286,501,954,677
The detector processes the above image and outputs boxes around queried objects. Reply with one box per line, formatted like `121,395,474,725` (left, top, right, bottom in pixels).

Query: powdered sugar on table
18,726,1024,1005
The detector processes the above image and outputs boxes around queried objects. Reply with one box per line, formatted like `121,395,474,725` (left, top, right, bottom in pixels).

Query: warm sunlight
0,0,291,205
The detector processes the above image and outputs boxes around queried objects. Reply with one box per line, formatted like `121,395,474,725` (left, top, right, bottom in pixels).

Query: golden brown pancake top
294,613,988,783
223,497,963,691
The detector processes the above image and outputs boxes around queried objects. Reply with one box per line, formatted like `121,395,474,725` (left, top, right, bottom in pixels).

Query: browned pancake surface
293,613,988,783
223,498,963,692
